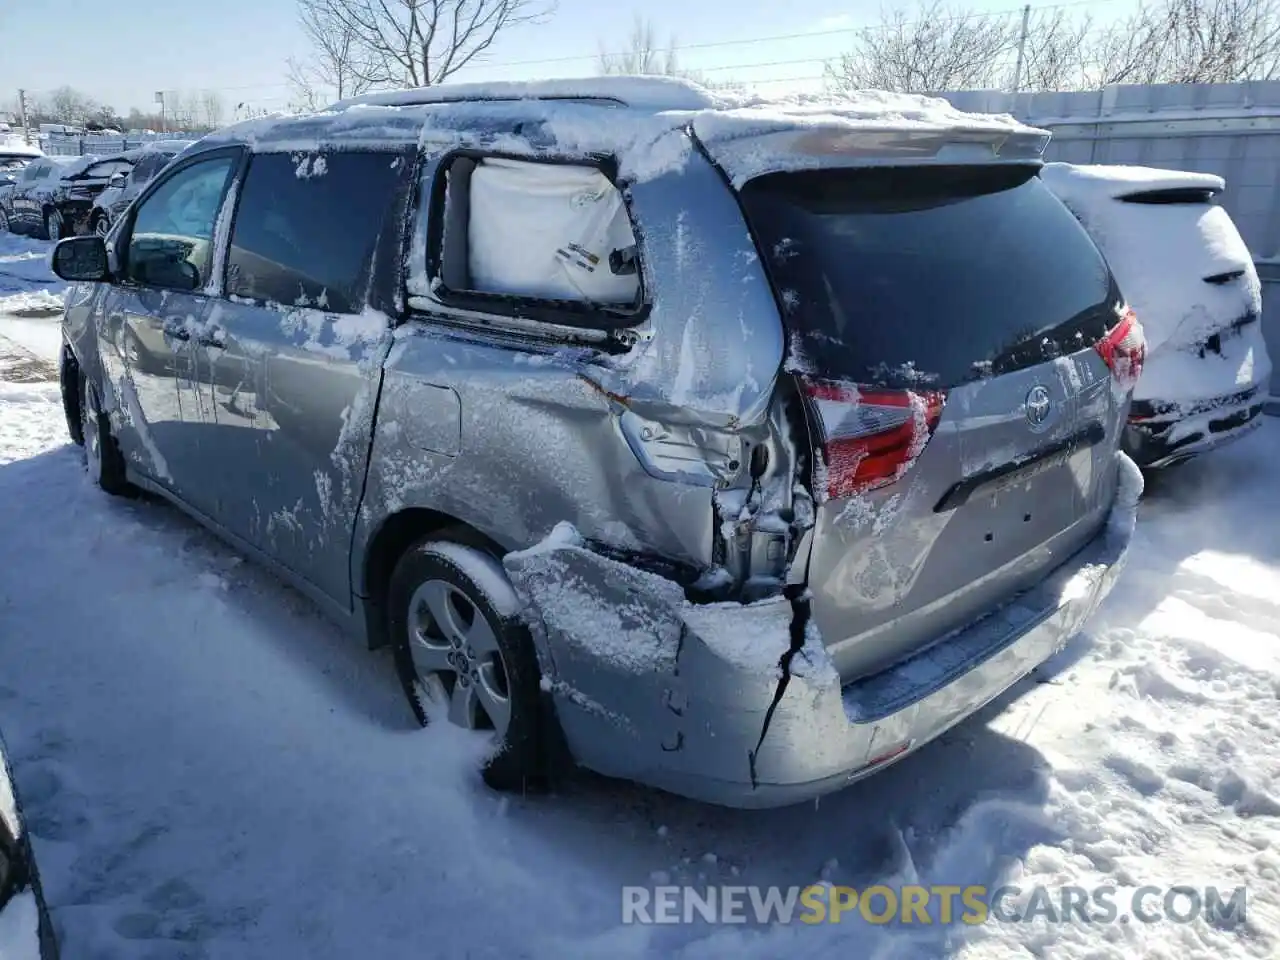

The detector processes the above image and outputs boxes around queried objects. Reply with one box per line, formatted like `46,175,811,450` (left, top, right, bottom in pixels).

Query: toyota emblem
1024,385,1052,427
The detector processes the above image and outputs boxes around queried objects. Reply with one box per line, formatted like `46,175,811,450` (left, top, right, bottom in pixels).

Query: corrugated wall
943,82,1280,397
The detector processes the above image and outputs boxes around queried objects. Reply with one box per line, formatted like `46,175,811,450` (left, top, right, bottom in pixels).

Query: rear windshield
741,166,1119,389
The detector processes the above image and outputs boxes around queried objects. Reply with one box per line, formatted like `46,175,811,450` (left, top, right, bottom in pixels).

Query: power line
194,0,1126,96
472,0,1122,71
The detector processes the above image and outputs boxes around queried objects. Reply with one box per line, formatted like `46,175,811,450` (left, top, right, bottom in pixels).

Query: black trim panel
934,421,1107,513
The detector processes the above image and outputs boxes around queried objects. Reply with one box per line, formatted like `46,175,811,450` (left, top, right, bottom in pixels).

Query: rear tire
79,371,132,496
388,538,545,792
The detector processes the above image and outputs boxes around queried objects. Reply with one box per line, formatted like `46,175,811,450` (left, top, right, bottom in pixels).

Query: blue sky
1,0,1133,114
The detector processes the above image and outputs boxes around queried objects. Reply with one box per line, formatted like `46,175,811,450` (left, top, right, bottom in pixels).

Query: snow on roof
205,79,1047,186
140,139,196,154
693,90,1047,185
0,141,41,158
1040,162,1225,204
697,89,1034,139
329,75,723,113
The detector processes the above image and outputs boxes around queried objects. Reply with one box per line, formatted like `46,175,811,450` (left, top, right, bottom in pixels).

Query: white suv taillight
800,378,946,500
1095,307,1146,388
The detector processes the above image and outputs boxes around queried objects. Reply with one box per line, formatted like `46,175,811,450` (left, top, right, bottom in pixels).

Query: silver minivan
52,78,1142,808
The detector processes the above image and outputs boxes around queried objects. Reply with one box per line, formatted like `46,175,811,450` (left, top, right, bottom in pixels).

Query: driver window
126,156,235,292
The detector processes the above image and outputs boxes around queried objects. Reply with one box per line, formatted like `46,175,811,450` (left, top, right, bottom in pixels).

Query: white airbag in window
467,158,640,304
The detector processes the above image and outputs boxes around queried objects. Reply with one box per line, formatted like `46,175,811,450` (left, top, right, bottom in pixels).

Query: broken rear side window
740,165,1119,389
428,154,645,329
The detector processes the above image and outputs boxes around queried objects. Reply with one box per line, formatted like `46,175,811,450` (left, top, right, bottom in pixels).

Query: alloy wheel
406,579,512,736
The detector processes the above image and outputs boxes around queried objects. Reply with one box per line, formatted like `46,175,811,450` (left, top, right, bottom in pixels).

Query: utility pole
155,90,166,132
1011,4,1031,95
17,88,30,145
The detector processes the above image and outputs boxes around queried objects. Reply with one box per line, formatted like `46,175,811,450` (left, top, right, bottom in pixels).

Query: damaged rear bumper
504,454,1141,809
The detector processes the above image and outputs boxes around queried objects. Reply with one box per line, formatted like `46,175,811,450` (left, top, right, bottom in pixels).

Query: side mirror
109,172,128,189
51,236,110,282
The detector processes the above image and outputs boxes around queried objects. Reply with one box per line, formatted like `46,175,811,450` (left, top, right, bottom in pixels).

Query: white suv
1042,162,1273,469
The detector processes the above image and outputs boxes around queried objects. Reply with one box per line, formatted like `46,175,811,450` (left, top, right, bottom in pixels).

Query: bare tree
1018,8,1094,92
598,16,682,75
46,87,99,125
826,1,1017,94
168,91,198,129
828,0,1280,96
1091,0,1280,85
293,0,553,90
201,90,226,129
289,0,376,108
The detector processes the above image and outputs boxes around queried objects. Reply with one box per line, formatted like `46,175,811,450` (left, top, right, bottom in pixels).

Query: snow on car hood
49,154,101,180
1041,162,1261,358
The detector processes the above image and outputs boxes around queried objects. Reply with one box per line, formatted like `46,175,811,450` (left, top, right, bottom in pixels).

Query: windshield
740,165,1120,389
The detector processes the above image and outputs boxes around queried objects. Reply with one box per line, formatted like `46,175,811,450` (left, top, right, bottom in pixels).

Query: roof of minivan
1040,162,1225,203
197,76,1049,185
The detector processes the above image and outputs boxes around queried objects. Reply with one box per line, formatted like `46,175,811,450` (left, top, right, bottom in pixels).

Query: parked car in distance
0,144,42,193
89,140,194,238
1042,163,1272,469
0,154,139,240
53,78,1141,809
0,732,60,958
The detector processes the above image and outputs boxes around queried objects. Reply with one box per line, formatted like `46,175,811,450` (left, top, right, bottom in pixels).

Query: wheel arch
357,507,507,650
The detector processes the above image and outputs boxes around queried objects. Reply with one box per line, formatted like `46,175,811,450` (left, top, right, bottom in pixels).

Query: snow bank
0,890,40,960
2,322,1280,957
0,233,66,311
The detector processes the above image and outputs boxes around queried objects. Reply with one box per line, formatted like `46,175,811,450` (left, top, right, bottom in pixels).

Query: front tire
43,208,64,243
79,371,132,496
389,538,545,792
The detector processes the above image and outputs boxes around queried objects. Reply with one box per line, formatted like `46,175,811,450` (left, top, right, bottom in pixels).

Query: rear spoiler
693,124,1052,188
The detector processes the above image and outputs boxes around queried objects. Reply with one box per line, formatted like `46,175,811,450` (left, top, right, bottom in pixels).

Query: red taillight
800,378,946,500
1095,307,1146,388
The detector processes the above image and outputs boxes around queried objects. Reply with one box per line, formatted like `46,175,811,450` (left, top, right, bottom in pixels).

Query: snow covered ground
2,233,1279,959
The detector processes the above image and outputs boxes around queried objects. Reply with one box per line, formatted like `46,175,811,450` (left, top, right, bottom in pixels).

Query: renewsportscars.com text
621,884,1247,926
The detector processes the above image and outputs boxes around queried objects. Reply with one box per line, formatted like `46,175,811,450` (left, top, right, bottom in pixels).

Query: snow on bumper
1127,381,1269,468
505,455,1141,808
